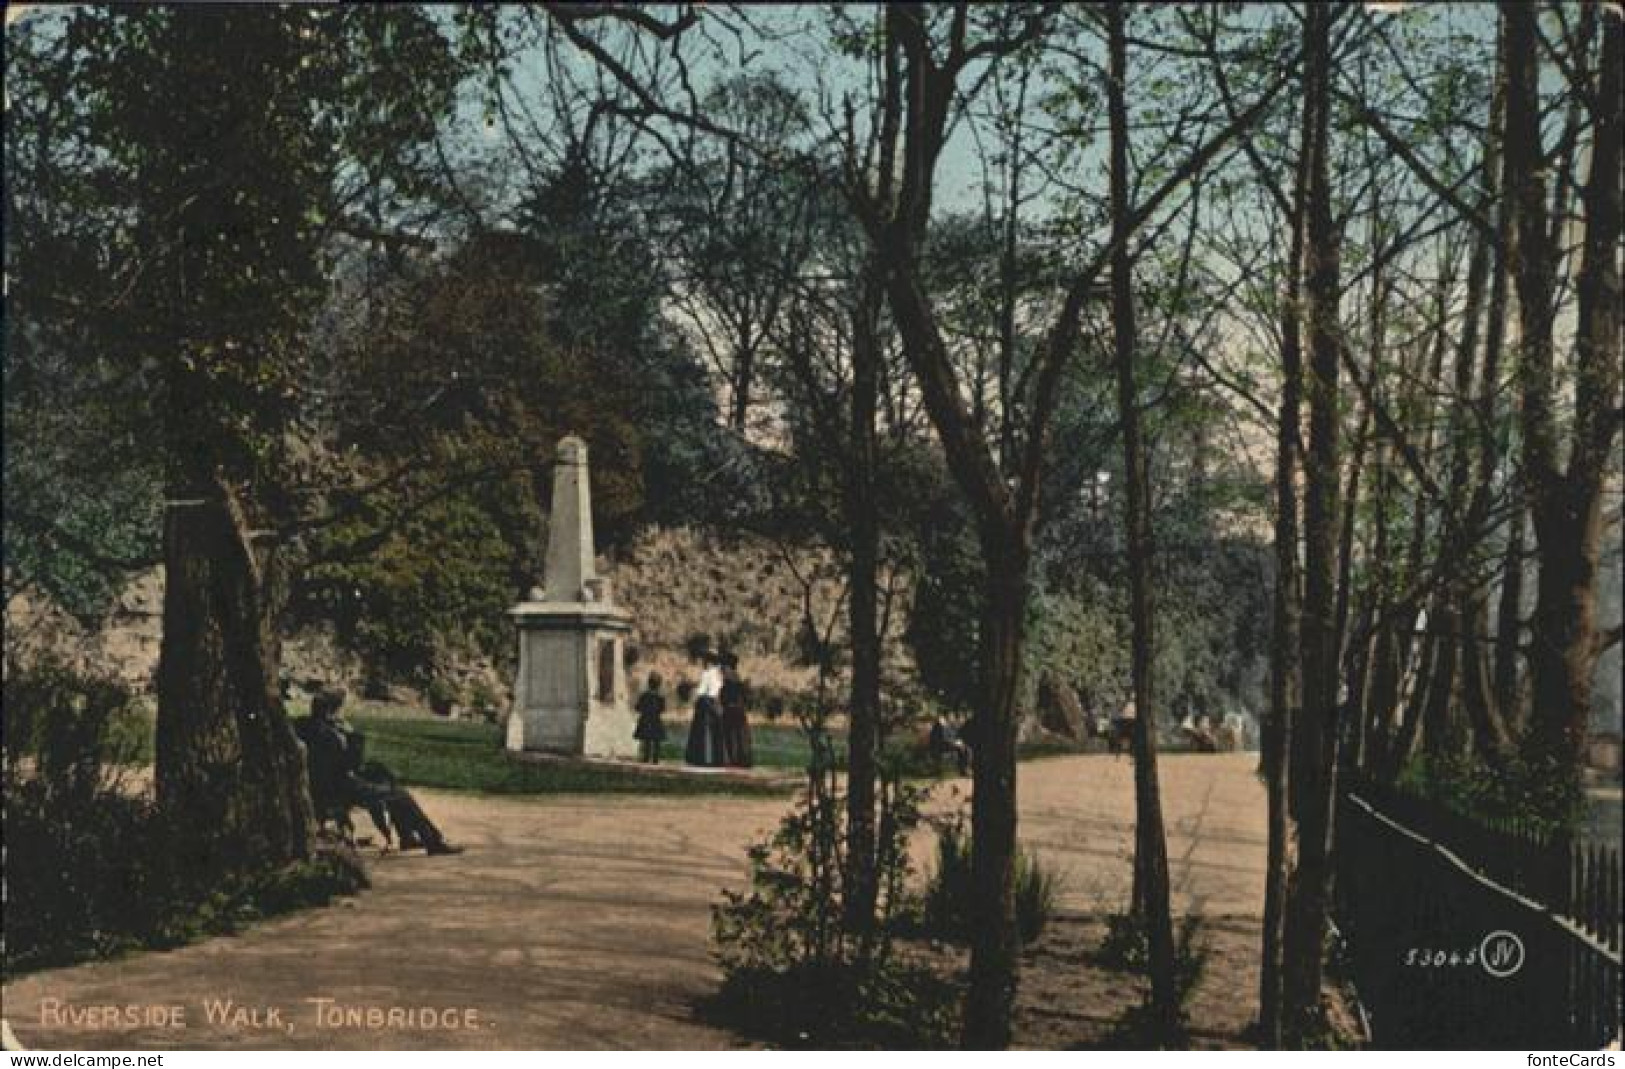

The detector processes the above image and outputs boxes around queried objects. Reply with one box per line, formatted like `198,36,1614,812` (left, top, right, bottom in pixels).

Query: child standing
634,672,668,764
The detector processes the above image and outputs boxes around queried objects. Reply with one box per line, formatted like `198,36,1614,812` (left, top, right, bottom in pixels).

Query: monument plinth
506,436,636,758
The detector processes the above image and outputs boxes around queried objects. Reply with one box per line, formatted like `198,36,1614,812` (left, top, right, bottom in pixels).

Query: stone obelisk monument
506,435,636,758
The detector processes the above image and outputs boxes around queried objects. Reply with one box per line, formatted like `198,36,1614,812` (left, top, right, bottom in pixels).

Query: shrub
710,955,959,1050
921,819,974,938
1014,850,1062,944
297,459,541,689
425,675,461,717
1095,909,1210,1046
2,659,365,978
1397,750,1581,836
921,815,1059,945
684,633,714,663
710,703,958,1048
753,683,820,724
468,678,503,723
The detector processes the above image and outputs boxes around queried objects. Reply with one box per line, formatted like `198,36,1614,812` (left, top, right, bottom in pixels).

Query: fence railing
1334,786,1622,1049
1350,777,1622,950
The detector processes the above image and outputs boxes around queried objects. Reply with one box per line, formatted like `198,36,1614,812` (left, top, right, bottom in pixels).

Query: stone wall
608,526,847,696
4,570,163,692
4,525,905,712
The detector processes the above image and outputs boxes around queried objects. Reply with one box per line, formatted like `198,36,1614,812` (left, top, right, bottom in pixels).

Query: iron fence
1334,787,1622,1049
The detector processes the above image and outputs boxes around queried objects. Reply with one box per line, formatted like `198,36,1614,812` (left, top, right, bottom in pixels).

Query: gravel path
3,753,1266,1050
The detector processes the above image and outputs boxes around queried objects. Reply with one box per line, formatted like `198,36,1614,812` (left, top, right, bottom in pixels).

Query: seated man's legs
383,789,459,854
343,780,395,843
361,799,393,845
346,777,460,854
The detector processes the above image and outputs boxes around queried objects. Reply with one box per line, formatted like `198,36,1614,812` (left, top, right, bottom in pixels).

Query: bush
2,659,365,978
1015,851,1062,944
921,816,1059,945
298,458,542,689
684,633,714,663
710,705,958,1047
468,678,503,723
1095,909,1210,1046
710,956,959,1050
753,683,821,724
1397,750,1581,836
425,675,461,717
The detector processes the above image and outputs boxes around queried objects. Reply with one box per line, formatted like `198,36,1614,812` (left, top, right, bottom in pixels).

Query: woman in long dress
684,653,725,766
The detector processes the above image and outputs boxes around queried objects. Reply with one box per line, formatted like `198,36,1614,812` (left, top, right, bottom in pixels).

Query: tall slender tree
1281,0,1344,1043
1505,2,1623,797
1106,3,1179,1035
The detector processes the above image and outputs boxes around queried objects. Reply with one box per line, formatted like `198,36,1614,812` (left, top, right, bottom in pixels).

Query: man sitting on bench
297,687,462,856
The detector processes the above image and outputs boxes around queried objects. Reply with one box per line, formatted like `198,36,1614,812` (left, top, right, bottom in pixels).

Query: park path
3,753,1265,1050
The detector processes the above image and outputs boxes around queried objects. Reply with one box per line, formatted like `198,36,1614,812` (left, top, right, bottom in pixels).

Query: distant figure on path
1181,712,1218,753
297,688,463,855
929,715,972,775
719,653,753,768
684,652,725,766
1110,698,1137,757
634,672,668,764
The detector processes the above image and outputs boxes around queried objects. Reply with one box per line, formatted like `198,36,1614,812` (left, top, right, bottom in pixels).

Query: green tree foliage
6,5,471,875
294,164,737,684
516,155,751,529
4,5,463,606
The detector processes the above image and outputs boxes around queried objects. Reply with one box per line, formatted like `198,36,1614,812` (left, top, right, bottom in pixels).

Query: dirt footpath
3,753,1266,1050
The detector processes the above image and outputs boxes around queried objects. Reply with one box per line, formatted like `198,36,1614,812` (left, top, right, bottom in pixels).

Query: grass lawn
96,703,792,797
352,715,791,797
100,700,1089,796
748,722,807,764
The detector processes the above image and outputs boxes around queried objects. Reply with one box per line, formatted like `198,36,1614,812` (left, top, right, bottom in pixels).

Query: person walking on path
1110,698,1137,758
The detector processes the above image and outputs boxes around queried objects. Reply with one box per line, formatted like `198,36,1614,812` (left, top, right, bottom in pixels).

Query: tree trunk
1351,434,1396,778
843,259,884,939
961,530,1029,1050
1459,599,1510,764
1480,13,1522,738
729,334,756,433
1387,629,1435,780
1333,399,1371,664
1362,622,1400,775
1519,8,1622,784
1108,6,1179,1037
1419,597,1462,764
1282,3,1341,1042
1259,62,1310,1048
1492,511,1527,729
1342,608,1375,773
155,466,314,875
1439,41,1512,768
150,16,316,875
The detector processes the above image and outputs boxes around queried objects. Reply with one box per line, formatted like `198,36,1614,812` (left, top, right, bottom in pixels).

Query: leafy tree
6,5,466,873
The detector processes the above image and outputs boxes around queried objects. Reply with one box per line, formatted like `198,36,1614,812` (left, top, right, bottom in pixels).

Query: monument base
506,602,637,759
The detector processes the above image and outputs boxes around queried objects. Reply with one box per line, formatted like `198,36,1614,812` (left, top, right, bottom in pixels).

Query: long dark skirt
720,704,753,767
685,696,724,766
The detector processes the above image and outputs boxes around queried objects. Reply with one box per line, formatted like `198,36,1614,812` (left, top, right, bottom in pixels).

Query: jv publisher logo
1479,929,1525,978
